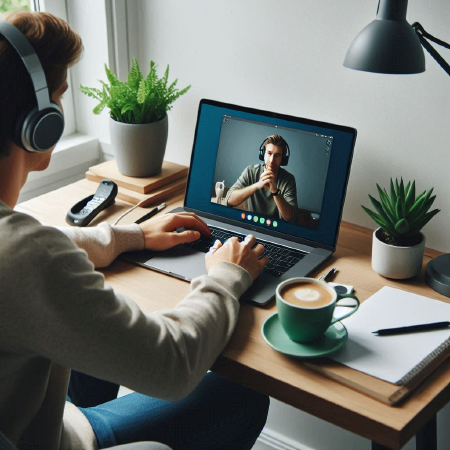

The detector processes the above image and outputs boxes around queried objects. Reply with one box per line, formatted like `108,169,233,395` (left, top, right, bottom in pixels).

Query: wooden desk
16,179,450,450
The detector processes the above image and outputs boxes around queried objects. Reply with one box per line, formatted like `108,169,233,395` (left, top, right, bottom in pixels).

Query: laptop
122,99,357,306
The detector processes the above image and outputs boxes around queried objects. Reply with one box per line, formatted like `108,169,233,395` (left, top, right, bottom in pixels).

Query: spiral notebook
330,286,450,386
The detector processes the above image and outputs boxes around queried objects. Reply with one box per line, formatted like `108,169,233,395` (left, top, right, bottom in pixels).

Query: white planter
371,228,426,279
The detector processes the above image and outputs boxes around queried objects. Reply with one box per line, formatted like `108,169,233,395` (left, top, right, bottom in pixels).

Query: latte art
281,281,333,308
294,288,320,302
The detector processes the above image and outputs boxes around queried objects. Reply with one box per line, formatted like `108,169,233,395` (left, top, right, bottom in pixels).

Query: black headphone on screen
0,20,64,153
258,137,290,166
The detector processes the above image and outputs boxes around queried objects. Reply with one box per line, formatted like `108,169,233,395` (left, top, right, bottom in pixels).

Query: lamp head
344,0,425,74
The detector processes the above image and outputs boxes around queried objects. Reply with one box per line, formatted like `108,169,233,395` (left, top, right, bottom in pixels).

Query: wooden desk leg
416,414,437,450
372,414,437,450
372,443,392,450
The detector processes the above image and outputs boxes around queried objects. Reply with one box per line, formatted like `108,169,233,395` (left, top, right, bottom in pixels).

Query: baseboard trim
257,428,315,450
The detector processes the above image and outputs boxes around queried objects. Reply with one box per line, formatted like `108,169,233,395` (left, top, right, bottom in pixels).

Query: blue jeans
68,370,269,450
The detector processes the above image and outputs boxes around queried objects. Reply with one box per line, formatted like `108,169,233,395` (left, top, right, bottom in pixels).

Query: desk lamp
343,0,450,297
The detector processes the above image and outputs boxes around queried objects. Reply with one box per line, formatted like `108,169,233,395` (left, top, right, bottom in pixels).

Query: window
0,0,30,13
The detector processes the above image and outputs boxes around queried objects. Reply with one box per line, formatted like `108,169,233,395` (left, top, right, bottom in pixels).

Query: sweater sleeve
5,220,253,402
57,222,145,268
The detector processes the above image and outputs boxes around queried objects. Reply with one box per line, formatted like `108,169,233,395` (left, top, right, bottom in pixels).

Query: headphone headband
0,21,51,111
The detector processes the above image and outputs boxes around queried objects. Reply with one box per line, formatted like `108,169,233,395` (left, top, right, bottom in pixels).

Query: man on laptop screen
225,134,298,223
212,115,334,230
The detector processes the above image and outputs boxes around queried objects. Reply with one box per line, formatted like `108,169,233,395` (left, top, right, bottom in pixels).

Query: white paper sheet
330,286,450,384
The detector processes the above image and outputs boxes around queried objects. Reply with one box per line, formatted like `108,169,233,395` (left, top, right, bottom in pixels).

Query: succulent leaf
399,178,405,199
376,184,395,217
361,206,387,230
404,180,416,212
395,218,409,234
369,195,395,230
390,178,397,204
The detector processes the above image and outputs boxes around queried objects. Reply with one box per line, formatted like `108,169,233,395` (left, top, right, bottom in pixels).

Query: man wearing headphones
226,134,298,223
0,10,269,450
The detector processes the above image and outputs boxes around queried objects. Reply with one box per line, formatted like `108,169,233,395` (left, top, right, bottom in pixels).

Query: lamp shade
344,0,425,74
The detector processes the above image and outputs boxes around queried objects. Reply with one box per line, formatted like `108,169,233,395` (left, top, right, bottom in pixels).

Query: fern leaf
128,58,143,91
105,64,120,87
137,79,146,104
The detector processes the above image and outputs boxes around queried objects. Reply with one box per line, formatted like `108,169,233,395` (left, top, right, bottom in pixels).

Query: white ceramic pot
109,114,168,177
371,228,426,279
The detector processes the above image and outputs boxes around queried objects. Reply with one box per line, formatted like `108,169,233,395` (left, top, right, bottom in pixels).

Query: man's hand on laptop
205,235,269,281
139,212,211,251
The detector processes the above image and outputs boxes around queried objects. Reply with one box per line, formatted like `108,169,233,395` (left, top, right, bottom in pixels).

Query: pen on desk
324,267,337,282
318,267,337,282
372,321,450,336
135,203,166,224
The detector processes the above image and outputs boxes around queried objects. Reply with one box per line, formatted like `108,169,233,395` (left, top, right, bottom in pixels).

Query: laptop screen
185,99,356,249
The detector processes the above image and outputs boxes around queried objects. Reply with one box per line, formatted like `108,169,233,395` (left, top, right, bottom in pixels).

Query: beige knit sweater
0,200,252,449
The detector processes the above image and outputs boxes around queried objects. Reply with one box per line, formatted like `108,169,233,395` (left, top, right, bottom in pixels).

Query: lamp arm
412,22,450,76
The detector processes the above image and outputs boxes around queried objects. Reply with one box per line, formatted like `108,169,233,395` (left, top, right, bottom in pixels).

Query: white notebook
331,286,450,385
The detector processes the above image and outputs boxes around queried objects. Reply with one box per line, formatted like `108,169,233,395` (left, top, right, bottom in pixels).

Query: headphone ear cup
282,145,290,166
259,140,266,162
17,102,64,153
13,105,33,151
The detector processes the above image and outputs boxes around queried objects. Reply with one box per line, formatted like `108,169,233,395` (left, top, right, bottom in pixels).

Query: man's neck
0,148,28,208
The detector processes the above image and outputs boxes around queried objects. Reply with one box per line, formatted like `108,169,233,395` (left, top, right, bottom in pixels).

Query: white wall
134,0,449,253
130,1,450,449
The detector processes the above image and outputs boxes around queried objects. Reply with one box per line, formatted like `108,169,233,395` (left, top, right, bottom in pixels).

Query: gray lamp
344,0,450,297
344,0,450,76
344,0,425,74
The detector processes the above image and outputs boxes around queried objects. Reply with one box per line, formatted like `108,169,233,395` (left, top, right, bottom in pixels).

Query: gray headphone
0,20,64,153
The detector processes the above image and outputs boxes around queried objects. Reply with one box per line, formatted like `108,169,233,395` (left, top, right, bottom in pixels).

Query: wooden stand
87,159,188,194
86,159,188,206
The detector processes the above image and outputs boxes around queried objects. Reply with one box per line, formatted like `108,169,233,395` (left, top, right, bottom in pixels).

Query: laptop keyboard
177,225,306,277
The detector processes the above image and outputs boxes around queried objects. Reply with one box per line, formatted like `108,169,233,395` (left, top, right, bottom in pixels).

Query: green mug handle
330,293,360,325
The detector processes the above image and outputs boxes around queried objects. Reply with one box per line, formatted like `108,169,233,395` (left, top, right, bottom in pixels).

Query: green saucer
261,313,348,358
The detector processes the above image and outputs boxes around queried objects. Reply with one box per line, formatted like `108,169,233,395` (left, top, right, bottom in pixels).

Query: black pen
135,203,166,224
318,267,337,282
372,321,450,336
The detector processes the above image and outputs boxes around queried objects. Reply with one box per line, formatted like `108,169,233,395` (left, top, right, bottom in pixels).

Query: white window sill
18,133,101,203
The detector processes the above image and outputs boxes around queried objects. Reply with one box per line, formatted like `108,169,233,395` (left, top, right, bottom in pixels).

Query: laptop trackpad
147,246,207,281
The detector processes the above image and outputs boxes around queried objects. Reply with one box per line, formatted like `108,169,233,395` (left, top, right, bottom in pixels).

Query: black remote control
66,179,118,227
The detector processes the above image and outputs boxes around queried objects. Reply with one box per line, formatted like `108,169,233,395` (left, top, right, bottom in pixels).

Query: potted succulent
362,178,440,279
80,59,190,177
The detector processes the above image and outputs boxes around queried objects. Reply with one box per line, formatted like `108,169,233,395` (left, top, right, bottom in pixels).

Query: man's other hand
205,235,269,280
139,212,211,251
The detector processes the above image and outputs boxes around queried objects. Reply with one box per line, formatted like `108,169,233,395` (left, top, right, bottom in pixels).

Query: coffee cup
276,277,359,344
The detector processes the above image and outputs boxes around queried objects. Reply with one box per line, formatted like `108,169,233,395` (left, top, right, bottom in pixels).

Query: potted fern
80,59,190,177
362,178,440,279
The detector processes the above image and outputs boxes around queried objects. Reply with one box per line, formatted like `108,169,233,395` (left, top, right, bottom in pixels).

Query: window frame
32,0,76,138
17,0,101,204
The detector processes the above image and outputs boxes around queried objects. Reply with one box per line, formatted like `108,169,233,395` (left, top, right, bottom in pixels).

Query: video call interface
211,116,333,231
